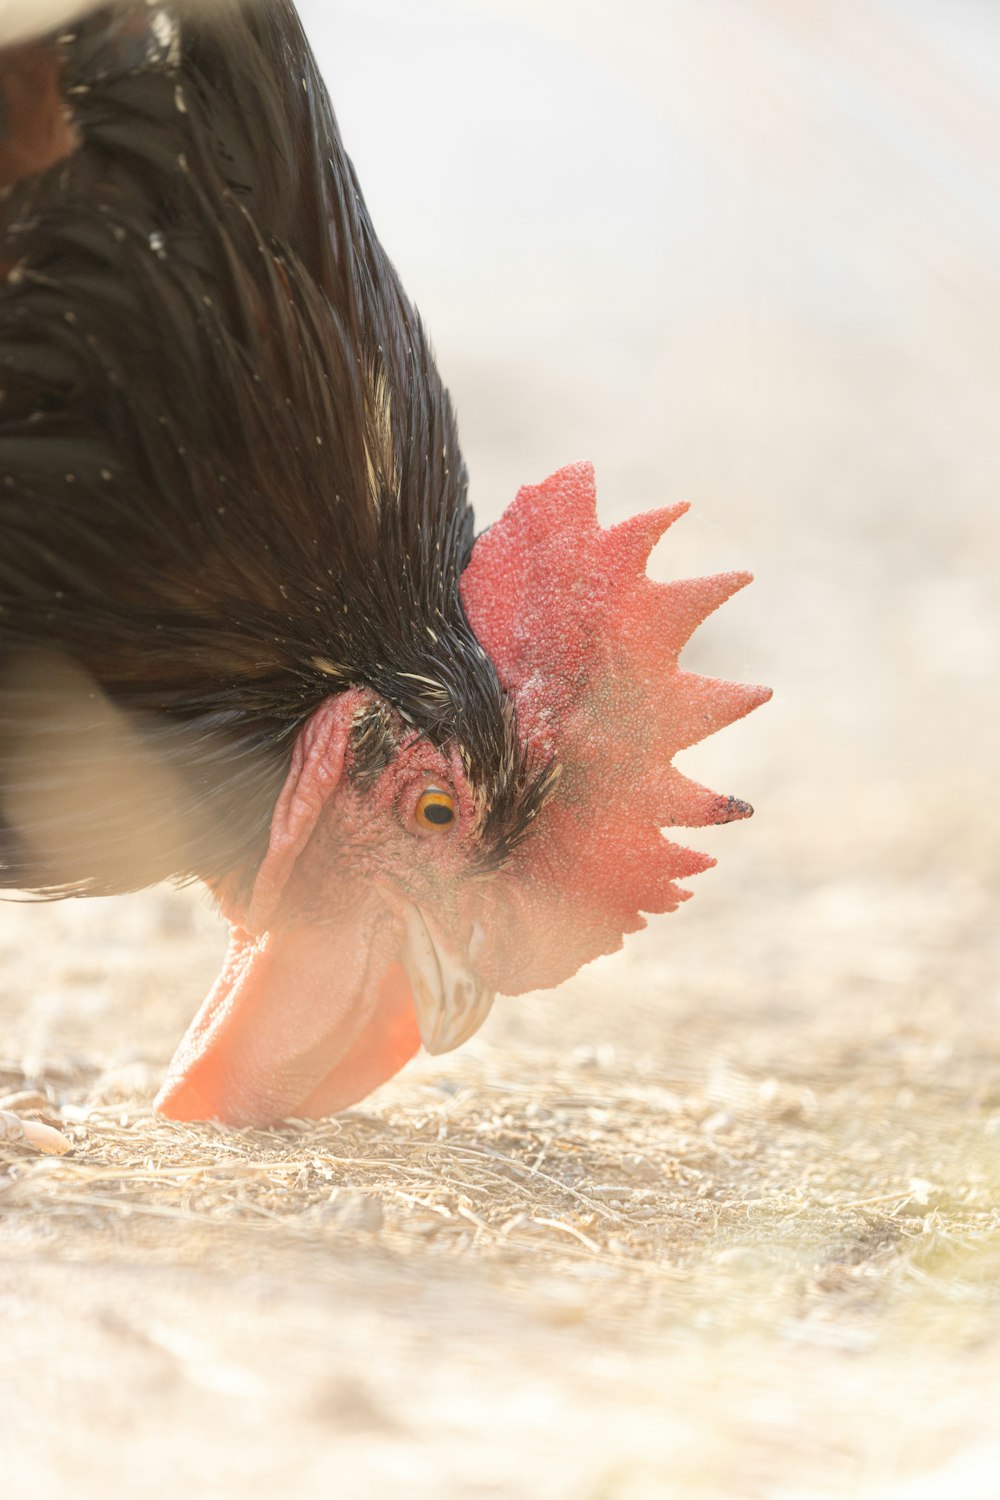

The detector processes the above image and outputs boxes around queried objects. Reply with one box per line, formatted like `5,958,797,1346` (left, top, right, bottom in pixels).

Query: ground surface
3,1,1000,1496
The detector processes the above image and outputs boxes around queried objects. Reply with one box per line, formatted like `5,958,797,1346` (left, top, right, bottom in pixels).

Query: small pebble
0,1111,72,1156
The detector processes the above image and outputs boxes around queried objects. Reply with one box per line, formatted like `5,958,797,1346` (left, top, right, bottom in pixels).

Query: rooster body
0,2,769,1127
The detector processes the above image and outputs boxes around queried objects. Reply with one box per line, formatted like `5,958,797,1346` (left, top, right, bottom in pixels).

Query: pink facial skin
156,691,492,1126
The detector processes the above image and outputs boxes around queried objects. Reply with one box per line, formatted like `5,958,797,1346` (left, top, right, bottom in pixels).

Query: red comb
460,462,770,994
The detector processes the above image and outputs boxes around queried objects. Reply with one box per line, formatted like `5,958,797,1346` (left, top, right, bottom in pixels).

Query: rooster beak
396,899,495,1055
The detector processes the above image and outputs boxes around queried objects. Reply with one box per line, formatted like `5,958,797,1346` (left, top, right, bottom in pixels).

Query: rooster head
157,463,770,1126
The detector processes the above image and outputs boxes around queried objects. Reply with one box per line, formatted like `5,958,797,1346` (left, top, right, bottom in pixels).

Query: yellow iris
414,788,456,832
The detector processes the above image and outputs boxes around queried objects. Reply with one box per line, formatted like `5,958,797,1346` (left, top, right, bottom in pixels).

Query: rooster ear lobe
221,691,368,933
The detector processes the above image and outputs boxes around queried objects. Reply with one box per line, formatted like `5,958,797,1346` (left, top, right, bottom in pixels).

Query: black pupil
423,802,454,826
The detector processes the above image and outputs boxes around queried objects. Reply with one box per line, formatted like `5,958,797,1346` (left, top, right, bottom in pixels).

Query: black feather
0,0,549,899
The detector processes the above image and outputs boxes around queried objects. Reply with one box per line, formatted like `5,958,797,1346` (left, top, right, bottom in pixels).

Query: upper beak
396,899,495,1055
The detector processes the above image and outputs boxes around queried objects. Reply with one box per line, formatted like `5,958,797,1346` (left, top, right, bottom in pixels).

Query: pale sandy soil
3,2,1000,1496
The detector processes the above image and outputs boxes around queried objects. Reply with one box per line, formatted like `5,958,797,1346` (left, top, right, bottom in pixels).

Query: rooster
0,0,769,1135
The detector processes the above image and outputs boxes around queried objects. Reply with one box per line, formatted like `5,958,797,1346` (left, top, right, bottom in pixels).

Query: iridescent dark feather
0,1,538,898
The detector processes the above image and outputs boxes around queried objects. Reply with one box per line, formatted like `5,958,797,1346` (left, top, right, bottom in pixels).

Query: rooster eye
414,787,456,834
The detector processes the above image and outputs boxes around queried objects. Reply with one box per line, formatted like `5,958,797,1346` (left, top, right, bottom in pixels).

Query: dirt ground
4,2,1000,1496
